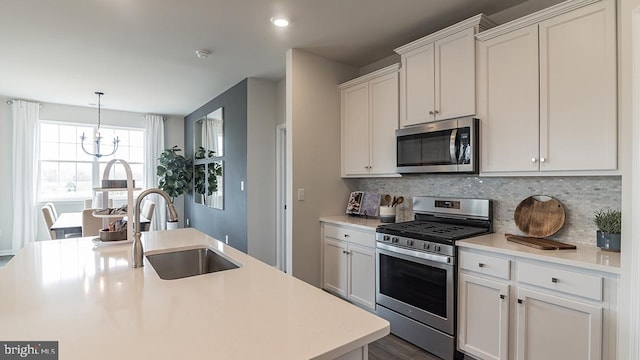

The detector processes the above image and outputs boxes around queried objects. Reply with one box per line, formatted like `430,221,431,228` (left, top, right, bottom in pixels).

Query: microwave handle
450,129,458,164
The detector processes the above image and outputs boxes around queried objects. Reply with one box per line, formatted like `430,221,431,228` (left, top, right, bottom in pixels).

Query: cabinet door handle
433,110,439,115
551,277,558,283
517,299,523,304
531,157,537,163
500,294,505,300
540,157,546,163
478,263,485,268
344,234,350,238
429,110,434,115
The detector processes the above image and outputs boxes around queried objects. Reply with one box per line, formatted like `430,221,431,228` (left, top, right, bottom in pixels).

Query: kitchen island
0,228,389,359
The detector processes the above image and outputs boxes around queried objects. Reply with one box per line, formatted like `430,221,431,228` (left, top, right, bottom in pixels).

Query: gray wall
185,79,249,253
350,175,621,245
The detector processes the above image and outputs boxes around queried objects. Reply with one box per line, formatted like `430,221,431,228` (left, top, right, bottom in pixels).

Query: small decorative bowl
99,228,127,241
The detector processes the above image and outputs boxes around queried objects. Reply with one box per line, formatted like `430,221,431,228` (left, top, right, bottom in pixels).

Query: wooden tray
505,234,576,250
514,195,566,237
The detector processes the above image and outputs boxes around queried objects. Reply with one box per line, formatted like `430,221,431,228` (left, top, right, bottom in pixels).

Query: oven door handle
377,243,453,265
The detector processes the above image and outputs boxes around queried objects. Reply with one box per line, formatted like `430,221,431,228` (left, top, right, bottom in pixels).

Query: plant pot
596,230,621,252
166,221,179,230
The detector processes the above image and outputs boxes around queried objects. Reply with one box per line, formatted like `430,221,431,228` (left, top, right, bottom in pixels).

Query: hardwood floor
369,334,442,360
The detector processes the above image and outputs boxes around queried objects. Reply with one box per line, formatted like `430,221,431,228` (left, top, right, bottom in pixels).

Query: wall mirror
194,107,224,157
193,161,223,209
193,107,224,209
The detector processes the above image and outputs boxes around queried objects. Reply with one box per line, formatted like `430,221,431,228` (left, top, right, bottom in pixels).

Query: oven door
376,242,455,335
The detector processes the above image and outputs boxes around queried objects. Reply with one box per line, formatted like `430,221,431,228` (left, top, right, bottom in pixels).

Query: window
38,121,145,201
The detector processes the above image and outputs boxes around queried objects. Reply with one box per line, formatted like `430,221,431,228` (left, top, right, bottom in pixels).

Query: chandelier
80,91,119,158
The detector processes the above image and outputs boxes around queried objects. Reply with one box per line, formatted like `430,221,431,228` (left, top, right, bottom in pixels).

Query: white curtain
11,100,40,252
144,114,165,230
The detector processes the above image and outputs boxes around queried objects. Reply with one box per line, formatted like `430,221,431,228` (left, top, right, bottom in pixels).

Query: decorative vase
596,230,621,252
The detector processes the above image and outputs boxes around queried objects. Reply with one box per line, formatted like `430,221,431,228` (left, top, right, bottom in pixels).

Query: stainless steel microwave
396,117,479,174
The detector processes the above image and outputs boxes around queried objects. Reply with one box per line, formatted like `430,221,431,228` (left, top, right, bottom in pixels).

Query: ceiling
0,0,531,116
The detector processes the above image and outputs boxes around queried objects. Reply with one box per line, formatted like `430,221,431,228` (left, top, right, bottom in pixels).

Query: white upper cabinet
477,0,617,175
396,14,495,127
478,25,540,173
341,64,400,177
539,1,617,172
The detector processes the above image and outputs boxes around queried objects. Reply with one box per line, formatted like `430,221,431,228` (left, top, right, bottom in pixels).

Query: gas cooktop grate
377,220,488,241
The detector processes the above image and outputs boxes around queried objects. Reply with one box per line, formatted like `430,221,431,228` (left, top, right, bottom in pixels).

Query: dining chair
41,206,57,240
141,200,155,231
82,209,103,237
44,202,58,221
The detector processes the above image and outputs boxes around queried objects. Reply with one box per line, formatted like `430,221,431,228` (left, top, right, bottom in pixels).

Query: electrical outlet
225,235,229,244
297,188,305,201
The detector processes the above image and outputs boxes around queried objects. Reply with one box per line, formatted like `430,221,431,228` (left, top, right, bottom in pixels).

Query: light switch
297,188,305,201
225,235,229,244
240,181,245,191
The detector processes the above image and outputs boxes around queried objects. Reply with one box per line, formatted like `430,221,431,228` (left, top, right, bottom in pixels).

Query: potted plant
157,146,193,229
593,209,621,252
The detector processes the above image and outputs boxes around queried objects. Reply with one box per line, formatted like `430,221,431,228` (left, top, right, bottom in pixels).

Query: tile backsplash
348,175,621,245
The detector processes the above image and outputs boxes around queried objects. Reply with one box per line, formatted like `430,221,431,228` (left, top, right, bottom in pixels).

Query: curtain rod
6,100,43,108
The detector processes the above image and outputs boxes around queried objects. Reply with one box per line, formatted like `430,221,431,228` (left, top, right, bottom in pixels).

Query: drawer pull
517,299,523,304
551,277,559,283
499,294,505,300
478,263,485,268
344,234,350,238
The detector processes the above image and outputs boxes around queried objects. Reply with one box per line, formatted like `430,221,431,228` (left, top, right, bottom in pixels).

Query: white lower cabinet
321,222,376,310
458,248,617,360
515,287,602,360
458,272,510,360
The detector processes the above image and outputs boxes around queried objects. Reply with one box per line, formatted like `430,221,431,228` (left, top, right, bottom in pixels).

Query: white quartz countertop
457,233,621,275
0,228,389,359
319,215,383,231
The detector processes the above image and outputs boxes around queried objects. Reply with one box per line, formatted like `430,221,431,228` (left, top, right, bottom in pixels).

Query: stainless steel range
375,196,492,360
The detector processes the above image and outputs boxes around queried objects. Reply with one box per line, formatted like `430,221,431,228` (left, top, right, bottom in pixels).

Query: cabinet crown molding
476,0,603,41
395,13,496,55
339,63,400,89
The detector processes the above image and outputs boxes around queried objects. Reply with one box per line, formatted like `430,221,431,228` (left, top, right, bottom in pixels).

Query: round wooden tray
514,195,566,238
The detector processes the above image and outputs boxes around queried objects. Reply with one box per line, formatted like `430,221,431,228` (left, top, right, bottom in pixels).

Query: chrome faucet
131,188,178,268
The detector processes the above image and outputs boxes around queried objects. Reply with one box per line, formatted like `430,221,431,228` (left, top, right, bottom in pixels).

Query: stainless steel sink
146,247,240,280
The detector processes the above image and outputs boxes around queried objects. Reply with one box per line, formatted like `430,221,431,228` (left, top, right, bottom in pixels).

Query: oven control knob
435,245,441,252
383,235,390,242
424,243,431,250
407,240,414,246
391,237,399,243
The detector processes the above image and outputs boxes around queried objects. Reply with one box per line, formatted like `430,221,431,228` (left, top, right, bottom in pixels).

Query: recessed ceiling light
271,17,289,27
195,49,211,59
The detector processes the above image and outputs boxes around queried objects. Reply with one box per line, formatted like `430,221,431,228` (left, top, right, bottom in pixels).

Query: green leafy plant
193,146,222,202
157,146,193,201
593,209,621,234
194,146,215,160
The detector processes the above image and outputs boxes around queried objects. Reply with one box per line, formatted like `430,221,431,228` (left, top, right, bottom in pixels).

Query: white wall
247,78,278,265
0,98,184,253
0,97,14,255
286,49,358,286
618,0,640,357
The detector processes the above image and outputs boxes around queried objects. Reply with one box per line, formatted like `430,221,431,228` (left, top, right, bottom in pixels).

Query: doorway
276,124,288,272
